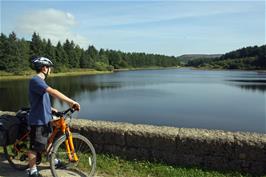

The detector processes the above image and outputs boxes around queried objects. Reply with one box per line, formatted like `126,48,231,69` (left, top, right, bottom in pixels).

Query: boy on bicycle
28,57,80,177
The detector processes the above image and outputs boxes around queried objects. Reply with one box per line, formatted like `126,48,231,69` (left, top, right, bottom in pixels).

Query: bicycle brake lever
53,111,64,117
70,108,75,113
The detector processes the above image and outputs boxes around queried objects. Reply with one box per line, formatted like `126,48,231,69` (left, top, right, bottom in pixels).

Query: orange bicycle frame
13,113,79,162
50,117,79,162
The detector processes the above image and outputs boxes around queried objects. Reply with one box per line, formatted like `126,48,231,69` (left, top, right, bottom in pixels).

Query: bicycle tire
3,141,29,170
50,133,96,177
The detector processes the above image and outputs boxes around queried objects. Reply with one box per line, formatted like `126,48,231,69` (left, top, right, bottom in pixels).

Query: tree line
0,32,180,74
187,45,266,70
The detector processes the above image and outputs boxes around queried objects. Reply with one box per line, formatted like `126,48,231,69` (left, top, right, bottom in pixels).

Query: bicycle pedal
12,149,18,156
55,161,66,169
20,154,27,161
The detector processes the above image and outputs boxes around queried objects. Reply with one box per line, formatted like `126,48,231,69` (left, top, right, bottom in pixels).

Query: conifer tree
0,33,8,70
6,32,20,72
30,32,45,58
45,39,55,62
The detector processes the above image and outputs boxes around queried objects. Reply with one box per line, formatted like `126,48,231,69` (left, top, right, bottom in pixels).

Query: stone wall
0,111,265,175
71,119,266,176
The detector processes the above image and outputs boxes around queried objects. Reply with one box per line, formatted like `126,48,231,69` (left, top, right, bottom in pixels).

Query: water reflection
227,79,266,83
0,69,265,133
226,79,266,93
0,74,122,111
235,84,266,93
0,79,29,111
48,75,121,98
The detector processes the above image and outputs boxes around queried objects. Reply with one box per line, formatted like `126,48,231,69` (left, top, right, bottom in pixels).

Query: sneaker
36,152,42,165
55,159,66,169
25,168,30,175
28,171,40,177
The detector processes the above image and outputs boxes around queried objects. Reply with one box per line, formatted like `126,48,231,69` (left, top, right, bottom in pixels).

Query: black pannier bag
16,107,30,140
0,114,20,146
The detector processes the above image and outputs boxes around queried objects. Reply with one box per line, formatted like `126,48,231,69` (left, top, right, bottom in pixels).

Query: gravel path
0,153,103,177
0,153,52,177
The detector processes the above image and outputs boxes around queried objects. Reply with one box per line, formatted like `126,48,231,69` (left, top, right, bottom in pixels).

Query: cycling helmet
32,57,54,70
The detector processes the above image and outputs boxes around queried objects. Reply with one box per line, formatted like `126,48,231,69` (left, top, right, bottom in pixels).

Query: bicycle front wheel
50,133,96,177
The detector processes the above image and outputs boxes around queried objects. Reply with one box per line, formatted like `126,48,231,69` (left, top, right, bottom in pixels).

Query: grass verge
0,69,112,81
96,154,256,177
0,147,263,177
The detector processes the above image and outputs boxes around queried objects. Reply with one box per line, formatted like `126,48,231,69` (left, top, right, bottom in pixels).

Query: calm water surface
0,69,265,133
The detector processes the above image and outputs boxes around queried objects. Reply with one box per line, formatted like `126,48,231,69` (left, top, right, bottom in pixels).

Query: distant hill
186,45,266,70
220,45,265,60
177,54,222,64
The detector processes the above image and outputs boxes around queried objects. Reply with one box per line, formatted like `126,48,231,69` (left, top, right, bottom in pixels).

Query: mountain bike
3,107,97,177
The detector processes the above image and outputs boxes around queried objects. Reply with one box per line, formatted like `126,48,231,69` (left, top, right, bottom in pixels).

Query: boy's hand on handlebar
51,107,58,113
70,101,80,111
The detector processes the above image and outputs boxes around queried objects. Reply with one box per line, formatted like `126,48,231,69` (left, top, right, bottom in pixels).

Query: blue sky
1,1,265,56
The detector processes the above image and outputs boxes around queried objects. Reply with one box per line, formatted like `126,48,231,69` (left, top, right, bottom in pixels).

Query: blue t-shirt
28,76,52,125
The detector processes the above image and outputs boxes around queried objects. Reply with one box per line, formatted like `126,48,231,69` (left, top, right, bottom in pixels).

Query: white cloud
16,8,89,48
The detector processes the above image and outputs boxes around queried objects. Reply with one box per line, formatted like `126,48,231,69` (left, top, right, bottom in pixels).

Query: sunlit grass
95,154,255,177
0,147,263,177
0,69,112,80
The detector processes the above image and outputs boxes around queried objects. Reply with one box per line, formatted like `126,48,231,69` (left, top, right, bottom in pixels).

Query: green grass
0,147,263,177
95,154,255,177
0,69,112,80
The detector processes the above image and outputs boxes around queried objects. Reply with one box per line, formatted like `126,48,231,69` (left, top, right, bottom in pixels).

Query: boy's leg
28,125,49,176
28,150,37,168
28,126,39,176
28,150,38,176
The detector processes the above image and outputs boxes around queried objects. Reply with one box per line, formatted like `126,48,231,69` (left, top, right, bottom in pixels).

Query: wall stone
1,111,265,175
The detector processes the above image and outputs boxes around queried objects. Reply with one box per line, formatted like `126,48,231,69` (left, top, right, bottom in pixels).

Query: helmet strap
42,68,49,80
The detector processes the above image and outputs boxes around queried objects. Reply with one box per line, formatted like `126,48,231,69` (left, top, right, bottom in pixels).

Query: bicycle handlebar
52,106,77,117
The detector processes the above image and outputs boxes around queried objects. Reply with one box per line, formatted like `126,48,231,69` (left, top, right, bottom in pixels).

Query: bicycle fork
65,128,79,162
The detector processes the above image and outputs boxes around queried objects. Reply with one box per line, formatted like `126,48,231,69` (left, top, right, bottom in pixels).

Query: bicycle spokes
50,133,96,177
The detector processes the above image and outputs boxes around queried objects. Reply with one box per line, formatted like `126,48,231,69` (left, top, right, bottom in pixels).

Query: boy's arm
51,107,58,113
46,87,80,110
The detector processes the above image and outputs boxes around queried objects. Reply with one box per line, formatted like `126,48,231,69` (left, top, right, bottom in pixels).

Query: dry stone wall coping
71,118,266,146
0,111,16,116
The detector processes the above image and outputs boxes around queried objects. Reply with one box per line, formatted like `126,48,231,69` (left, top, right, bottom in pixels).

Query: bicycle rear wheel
3,138,29,170
50,133,96,177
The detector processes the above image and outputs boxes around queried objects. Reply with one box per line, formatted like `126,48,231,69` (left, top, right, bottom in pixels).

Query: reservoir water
0,68,265,133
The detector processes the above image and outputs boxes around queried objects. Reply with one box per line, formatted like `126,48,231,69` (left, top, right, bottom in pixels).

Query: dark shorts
30,125,51,152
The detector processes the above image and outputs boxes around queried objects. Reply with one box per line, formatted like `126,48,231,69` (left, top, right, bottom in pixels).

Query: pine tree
87,45,98,58
17,38,30,71
0,33,8,70
63,39,73,67
74,45,82,68
45,39,55,61
55,41,68,71
30,32,44,58
6,32,20,72
99,49,109,65
68,40,79,68
80,51,90,68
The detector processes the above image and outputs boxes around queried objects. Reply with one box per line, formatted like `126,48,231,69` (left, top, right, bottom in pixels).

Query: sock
26,168,30,174
30,166,38,175
54,158,60,165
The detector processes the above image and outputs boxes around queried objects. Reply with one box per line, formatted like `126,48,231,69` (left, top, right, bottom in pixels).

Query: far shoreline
0,69,112,81
1,66,265,81
0,66,180,81
188,66,266,72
